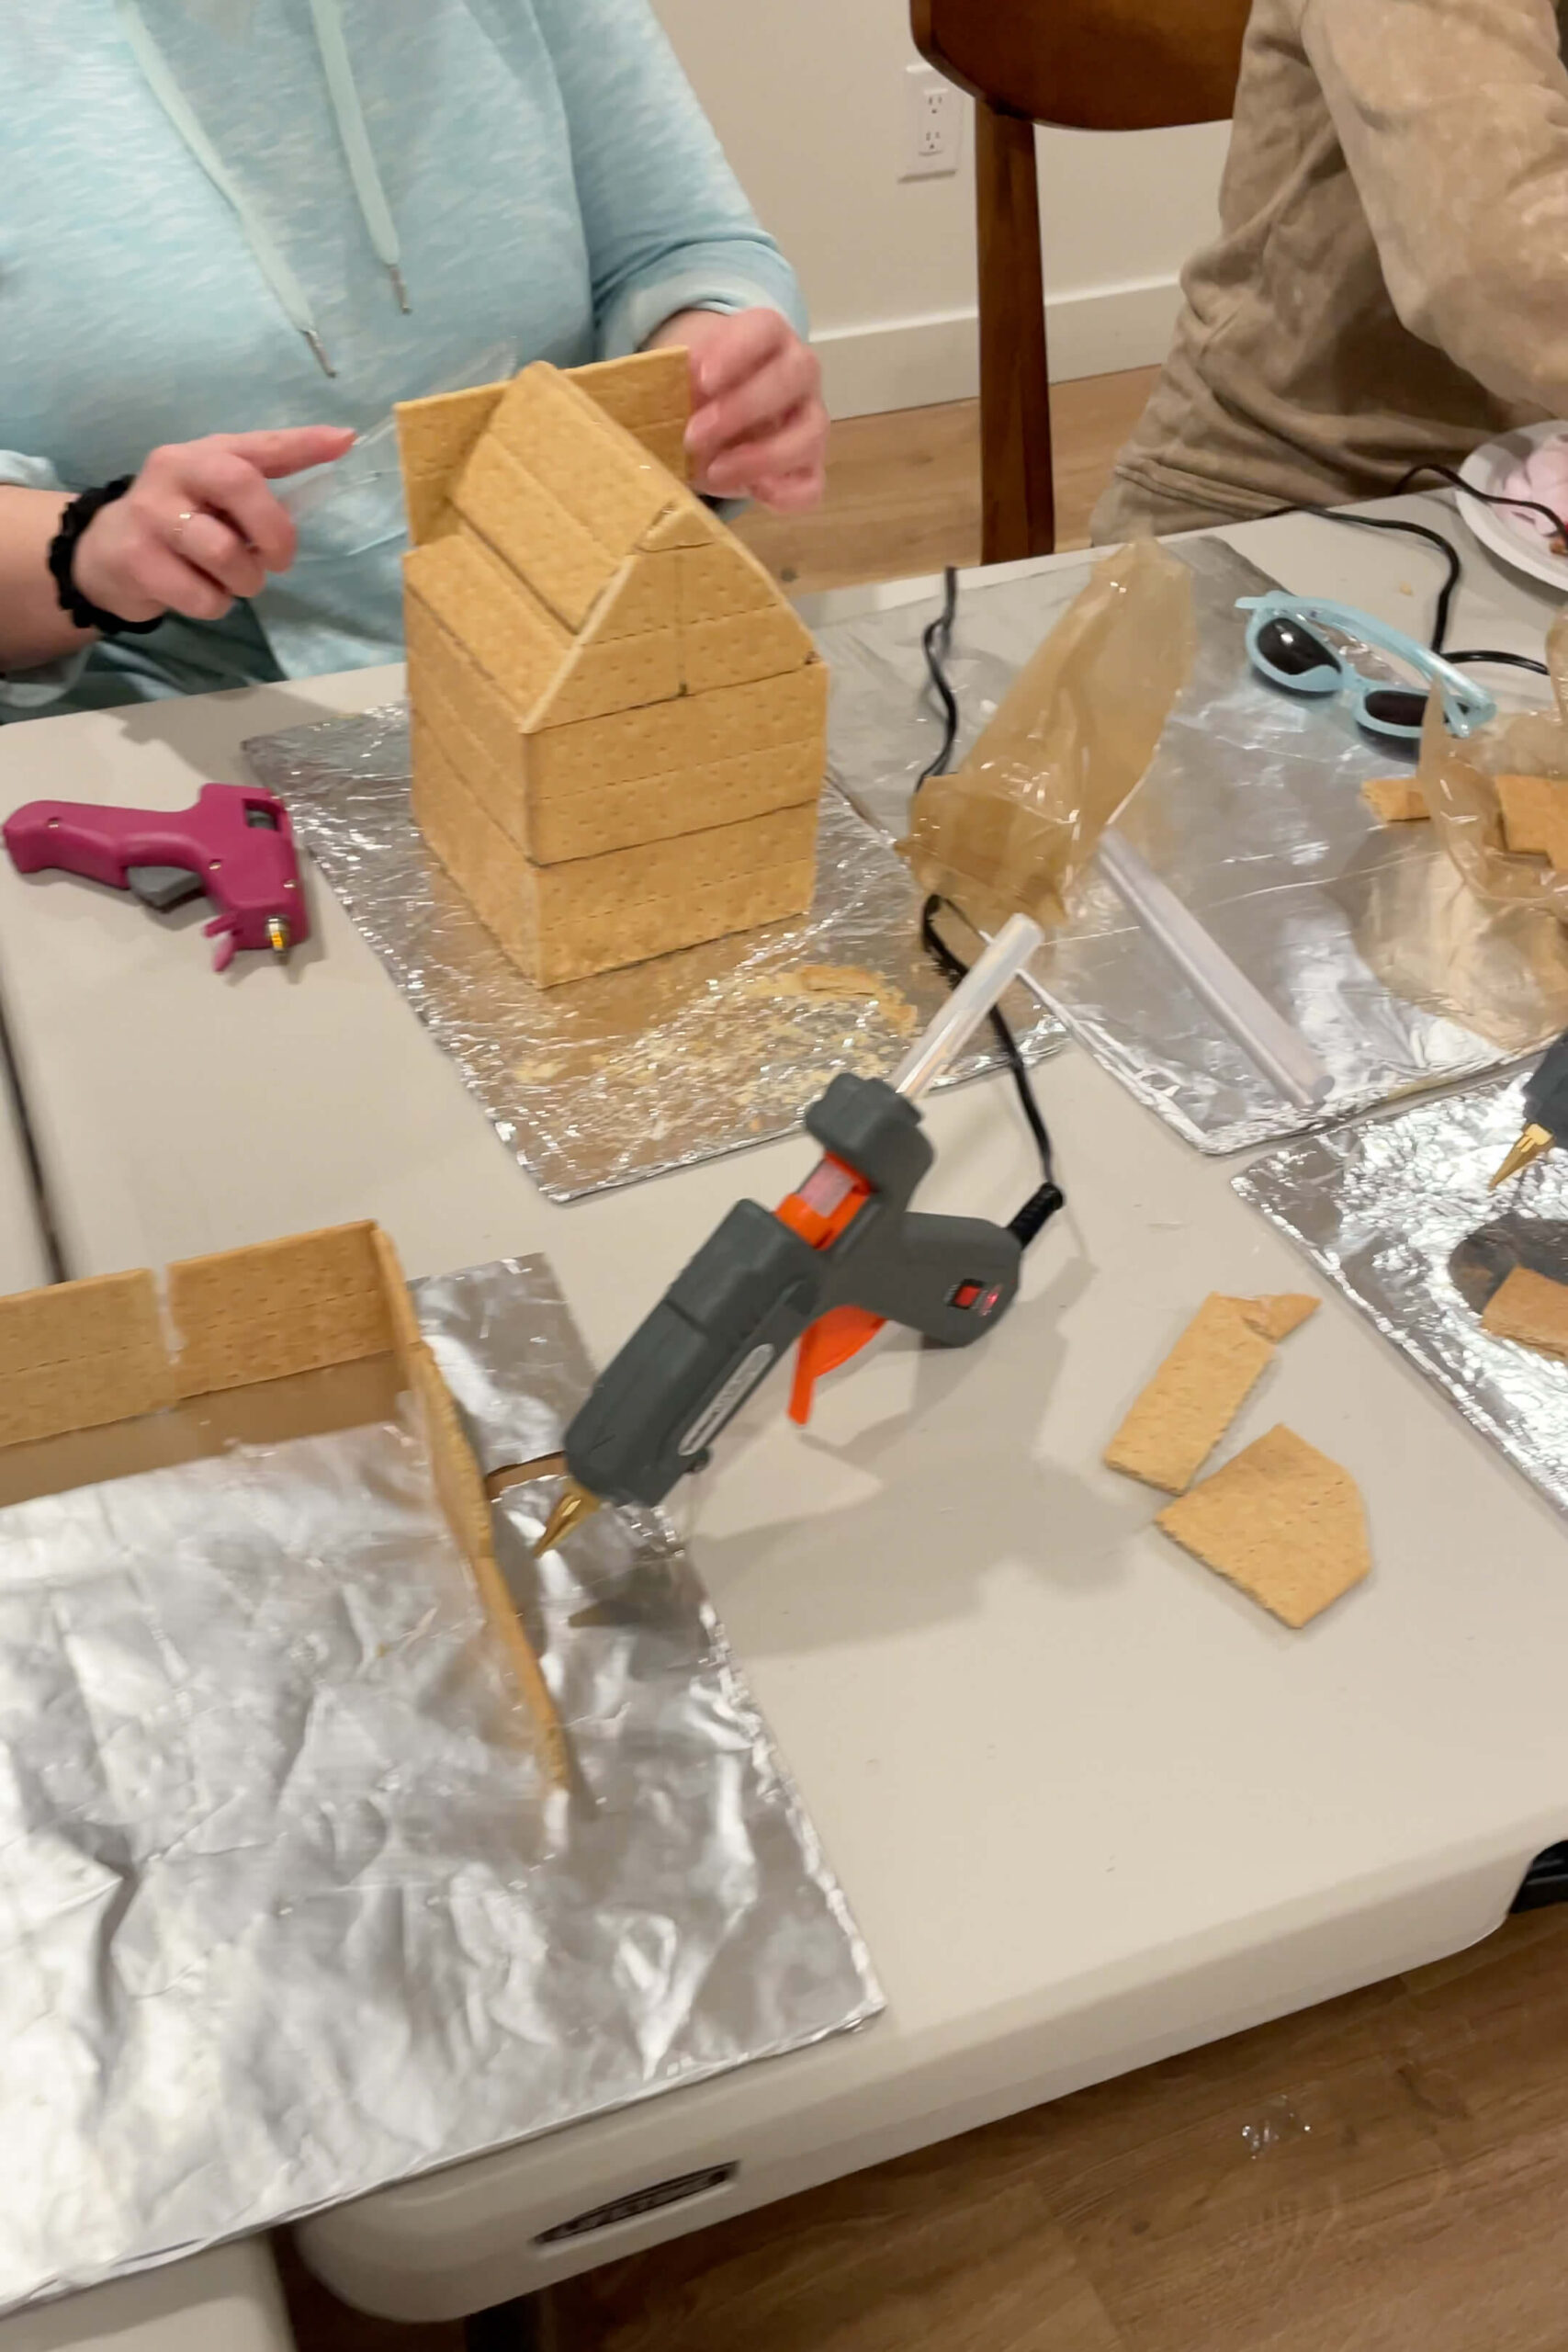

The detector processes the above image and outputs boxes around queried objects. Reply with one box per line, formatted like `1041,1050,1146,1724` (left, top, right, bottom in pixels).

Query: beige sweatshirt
1094,0,1568,540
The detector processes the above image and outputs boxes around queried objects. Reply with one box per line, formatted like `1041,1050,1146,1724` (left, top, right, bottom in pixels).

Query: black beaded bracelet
47,478,165,638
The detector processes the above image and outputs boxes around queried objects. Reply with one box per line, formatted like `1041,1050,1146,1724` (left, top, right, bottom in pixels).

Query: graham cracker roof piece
400,353,816,743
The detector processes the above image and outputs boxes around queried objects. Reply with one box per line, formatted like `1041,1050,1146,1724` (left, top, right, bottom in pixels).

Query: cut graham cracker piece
568,346,689,436
1498,773,1568,866
0,1270,173,1448
1156,1425,1371,1629
683,607,816,696
679,537,781,624
1363,777,1428,824
370,1228,568,1787
1481,1264,1568,1359
1104,1295,1276,1495
1226,1293,1320,1342
641,495,716,552
169,1223,394,1397
582,550,682,644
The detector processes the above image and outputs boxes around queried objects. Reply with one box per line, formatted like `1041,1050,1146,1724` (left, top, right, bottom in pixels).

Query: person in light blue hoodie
0,0,826,722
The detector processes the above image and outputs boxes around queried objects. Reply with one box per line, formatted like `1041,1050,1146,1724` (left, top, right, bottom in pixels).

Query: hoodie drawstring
114,0,409,378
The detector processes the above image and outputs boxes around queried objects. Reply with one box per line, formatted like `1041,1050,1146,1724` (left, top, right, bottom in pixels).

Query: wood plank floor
286,1907,1568,2352
285,373,1568,2351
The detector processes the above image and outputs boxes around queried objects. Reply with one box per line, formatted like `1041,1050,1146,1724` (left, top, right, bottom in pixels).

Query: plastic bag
1350,618,1568,1050
1419,612,1568,925
900,538,1197,933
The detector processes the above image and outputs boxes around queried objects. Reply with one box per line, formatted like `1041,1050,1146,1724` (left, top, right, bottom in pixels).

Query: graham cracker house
396,348,829,988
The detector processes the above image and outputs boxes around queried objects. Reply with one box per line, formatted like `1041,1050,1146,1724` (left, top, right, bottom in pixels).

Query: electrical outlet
902,61,964,180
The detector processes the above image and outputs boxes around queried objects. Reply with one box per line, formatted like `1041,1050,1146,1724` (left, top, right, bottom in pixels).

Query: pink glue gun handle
3,782,308,972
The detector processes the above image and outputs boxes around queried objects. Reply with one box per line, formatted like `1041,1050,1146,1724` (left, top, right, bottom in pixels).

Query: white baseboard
815,277,1184,419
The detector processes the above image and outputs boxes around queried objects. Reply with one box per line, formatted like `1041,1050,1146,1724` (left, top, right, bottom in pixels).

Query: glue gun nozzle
266,916,291,960
533,1479,603,1561
1489,1122,1554,1192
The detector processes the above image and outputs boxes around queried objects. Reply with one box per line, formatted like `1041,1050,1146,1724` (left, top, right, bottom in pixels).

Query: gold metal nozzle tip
1490,1122,1554,1192
266,915,291,959
532,1480,603,1561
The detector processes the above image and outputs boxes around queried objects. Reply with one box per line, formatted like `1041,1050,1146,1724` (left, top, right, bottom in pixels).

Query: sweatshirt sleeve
530,0,808,358
1303,0,1568,413
0,450,93,713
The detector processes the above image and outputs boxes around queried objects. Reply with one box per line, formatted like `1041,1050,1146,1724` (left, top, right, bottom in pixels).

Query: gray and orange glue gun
3,782,308,971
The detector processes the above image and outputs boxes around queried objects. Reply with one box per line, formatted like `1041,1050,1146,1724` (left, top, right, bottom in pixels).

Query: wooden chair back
912,0,1251,560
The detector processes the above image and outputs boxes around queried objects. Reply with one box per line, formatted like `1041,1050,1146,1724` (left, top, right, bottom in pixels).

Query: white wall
651,0,1231,416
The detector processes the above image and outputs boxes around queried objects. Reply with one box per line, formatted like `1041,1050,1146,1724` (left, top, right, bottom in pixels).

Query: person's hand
657,309,828,514
72,425,355,626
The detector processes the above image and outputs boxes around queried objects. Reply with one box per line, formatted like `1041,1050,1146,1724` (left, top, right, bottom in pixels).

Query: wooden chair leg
975,100,1055,564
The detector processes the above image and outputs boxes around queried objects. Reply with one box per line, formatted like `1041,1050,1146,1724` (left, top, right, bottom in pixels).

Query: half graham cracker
1104,1295,1275,1495
1156,1425,1371,1628
1481,1265,1568,1359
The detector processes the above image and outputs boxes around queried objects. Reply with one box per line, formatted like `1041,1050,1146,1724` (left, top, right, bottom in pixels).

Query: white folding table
0,502,1563,2327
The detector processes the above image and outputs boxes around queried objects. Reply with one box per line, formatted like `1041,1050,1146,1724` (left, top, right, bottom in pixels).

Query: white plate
1458,421,1568,595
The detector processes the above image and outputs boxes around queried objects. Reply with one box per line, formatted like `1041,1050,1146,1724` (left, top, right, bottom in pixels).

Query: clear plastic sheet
822,538,1538,1152
0,1256,879,2316
1235,1072,1568,1519
243,708,1060,1204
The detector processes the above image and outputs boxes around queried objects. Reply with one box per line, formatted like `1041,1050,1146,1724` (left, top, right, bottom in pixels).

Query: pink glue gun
2,782,308,973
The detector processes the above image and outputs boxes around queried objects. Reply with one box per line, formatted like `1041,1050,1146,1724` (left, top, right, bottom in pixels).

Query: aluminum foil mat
1235,1072,1568,1517
243,708,1059,1204
0,1257,878,2315
822,537,1529,1153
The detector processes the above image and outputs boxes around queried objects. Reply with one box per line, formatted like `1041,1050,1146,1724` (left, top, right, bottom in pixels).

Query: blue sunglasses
1240,594,1496,743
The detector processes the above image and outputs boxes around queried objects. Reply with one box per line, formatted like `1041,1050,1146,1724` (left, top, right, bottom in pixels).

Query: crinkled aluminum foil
0,1257,879,2316
821,537,1528,1152
1235,1072,1568,1516
243,709,1059,1204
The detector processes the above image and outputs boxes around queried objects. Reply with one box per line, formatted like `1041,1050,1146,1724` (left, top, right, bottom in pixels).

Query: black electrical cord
1263,479,1551,674
913,567,1065,1248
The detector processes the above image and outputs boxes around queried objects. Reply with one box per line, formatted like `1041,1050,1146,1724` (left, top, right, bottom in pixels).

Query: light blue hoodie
0,1,804,721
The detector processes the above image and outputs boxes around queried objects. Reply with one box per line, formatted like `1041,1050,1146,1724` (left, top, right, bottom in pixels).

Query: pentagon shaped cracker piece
1104,1295,1274,1495
1481,1264,1568,1359
1156,1425,1371,1628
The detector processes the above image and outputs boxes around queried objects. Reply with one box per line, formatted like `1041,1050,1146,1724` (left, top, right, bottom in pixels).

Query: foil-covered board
822,537,1537,1153
243,707,1059,1204
1235,1071,1568,1518
0,1257,879,2315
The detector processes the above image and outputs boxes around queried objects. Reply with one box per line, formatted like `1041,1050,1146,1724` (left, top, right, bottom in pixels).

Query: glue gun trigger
788,1306,886,1427
202,913,239,973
